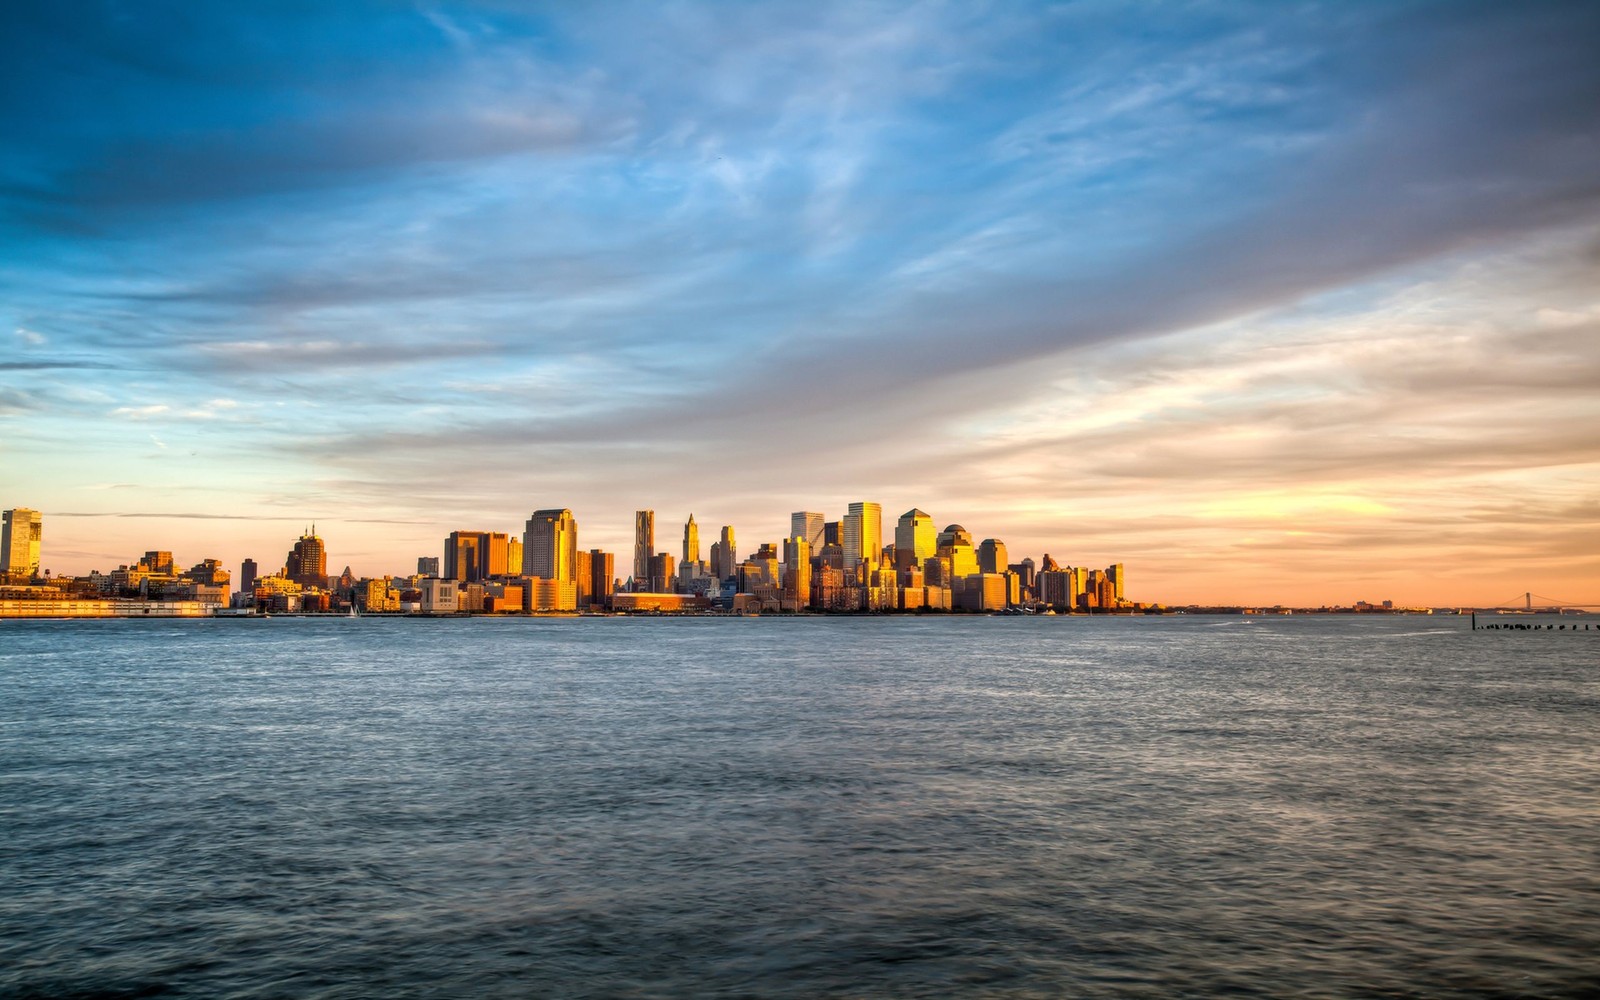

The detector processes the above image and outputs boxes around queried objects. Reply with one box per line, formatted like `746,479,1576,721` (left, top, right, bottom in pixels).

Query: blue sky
4,1,1598,604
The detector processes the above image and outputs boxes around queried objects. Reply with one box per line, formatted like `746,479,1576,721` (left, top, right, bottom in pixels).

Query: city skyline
3,3,1598,607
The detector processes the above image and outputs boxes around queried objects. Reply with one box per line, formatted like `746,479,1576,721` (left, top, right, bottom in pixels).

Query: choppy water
2,615,1597,998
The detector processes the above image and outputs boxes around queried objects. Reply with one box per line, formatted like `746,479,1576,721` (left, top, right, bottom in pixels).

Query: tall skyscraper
445,531,482,582
479,532,510,578
589,549,615,607
575,549,593,607
784,536,812,609
894,509,935,569
525,509,579,581
240,558,259,595
1,508,42,578
978,538,1008,575
634,510,655,585
841,501,881,570
709,541,724,581
683,514,700,566
1108,563,1125,602
285,527,327,588
790,512,824,550
719,525,736,580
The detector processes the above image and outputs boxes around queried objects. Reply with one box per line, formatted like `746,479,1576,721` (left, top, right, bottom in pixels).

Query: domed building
936,524,973,550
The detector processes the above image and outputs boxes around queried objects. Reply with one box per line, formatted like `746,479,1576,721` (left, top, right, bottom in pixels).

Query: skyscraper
525,509,579,581
240,558,259,595
841,501,881,570
790,512,824,550
480,532,510,578
634,510,655,586
978,538,1008,575
444,531,482,582
285,527,326,588
784,536,812,610
589,549,615,608
1,508,42,578
575,549,593,607
936,524,978,577
683,513,700,566
894,509,935,569
719,525,736,580
417,556,440,577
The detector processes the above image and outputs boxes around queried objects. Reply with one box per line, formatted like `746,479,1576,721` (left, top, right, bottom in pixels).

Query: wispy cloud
4,1,1598,602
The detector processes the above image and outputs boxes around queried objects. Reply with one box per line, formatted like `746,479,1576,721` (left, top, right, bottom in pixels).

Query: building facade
2,508,42,579
842,501,882,570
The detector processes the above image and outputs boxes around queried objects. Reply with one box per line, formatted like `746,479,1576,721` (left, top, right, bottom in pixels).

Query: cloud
5,2,1600,602
111,404,170,419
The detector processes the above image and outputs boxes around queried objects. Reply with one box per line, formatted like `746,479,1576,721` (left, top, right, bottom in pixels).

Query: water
2,615,1596,998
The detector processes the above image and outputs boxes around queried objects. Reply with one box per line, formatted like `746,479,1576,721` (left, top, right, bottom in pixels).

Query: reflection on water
2,615,1597,997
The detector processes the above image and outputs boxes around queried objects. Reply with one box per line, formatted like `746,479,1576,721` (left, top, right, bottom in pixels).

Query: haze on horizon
2,1,1598,607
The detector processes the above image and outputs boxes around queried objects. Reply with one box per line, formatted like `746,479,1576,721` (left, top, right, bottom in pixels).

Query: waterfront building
359,577,401,613
790,512,825,551
419,577,459,613
2,508,42,579
285,528,327,589
842,501,882,571
482,580,524,614
525,509,579,581
240,558,259,596
634,511,655,586
527,577,578,612
1037,570,1075,610
1108,563,1125,603
894,509,935,570
611,592,709,613
506,539,523,577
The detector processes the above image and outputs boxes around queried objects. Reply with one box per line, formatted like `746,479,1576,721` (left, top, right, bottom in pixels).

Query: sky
3,0,1598,607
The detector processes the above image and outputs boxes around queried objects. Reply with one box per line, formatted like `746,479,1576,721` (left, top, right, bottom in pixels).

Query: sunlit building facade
791,512,824,551
894,509,935,570
285,528,327,589
2,508,42,579
683,514,699,566
525,508,579,582
842,501,881,571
